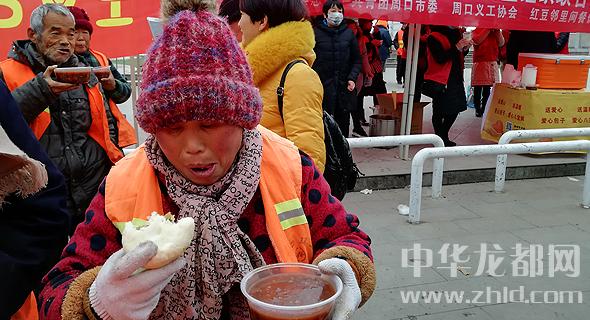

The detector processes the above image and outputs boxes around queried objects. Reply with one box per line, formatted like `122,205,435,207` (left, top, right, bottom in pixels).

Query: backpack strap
277,60,306,119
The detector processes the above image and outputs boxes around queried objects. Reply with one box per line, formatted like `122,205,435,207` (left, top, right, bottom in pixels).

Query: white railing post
431,158,444,199
410,140,590,224
495,128,590,193
409,152,427,224
347,134,445,198
584,155,590,208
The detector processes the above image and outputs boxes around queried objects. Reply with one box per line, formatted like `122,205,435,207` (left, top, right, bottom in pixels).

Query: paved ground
344,176,590,320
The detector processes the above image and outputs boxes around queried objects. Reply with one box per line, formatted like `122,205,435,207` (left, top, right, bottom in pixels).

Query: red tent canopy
1,0,588,58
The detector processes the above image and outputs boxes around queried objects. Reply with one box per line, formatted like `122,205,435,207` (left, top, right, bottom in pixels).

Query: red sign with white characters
306,0,590,33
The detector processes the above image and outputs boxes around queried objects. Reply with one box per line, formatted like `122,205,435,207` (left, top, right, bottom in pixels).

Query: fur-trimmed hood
244,21,316,85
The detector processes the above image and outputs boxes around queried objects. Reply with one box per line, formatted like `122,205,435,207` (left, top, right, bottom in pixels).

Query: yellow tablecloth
482,84,590,143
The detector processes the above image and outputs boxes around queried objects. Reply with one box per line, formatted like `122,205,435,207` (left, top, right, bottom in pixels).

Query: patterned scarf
145,129,266,320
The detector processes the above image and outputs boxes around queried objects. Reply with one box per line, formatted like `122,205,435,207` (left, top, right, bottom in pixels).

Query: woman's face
229,21,243,43
359,20,372,32
325,5,343,17
155,120,243,186
347,22,358,36
238,12,266,47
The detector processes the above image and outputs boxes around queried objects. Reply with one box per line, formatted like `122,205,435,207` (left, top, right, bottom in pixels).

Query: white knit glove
318,258,361,320
89,241,186,320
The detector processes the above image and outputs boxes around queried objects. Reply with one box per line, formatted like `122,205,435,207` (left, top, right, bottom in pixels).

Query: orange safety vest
0,54,137,164
10,292,38,320
397,30,407,58
104,126,313,264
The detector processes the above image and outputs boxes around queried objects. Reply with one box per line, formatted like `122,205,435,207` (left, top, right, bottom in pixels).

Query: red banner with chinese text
2,0,590,59
306,0,590,33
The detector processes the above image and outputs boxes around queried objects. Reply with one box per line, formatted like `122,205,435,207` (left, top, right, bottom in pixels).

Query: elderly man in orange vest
0,3,137,235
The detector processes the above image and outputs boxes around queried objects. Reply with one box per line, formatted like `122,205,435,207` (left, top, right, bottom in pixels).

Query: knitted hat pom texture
136,2,263,133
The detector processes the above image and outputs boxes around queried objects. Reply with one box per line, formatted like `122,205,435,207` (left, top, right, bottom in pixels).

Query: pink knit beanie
136,6,263,133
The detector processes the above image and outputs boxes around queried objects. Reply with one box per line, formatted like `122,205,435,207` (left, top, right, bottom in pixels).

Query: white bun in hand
122,213,195,269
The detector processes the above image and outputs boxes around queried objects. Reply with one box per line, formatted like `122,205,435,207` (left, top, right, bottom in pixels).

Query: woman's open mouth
189,164,215,178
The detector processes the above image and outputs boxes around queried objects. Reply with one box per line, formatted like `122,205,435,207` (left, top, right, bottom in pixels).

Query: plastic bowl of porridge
92,66,111,80
241,263,343,320
54,67,91,84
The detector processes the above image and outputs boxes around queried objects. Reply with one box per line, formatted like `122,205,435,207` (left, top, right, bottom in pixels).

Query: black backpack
277,60,361,200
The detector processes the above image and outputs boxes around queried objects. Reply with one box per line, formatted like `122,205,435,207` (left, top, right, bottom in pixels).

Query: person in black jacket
0,79,69,318
506,31,557,68
425,26,470,147
313,0,361,137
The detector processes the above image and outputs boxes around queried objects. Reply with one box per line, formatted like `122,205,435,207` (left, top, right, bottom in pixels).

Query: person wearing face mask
313,0,362,137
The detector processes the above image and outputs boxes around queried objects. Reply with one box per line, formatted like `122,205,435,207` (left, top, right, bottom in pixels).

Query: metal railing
347,135,446,197
495,128,590,193
409,140,590,224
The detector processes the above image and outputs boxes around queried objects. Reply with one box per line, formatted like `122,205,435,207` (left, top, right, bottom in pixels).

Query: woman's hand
43,65,80,95
456,38,473,51
318,258,361,320
347,80,356,92
89,241,186,320
100,70,117,91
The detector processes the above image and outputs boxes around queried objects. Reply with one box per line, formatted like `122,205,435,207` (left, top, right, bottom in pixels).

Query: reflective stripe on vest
104,126,313,264
0,58,137,163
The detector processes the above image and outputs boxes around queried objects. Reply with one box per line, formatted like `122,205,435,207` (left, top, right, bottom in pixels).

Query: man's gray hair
30,4,74,35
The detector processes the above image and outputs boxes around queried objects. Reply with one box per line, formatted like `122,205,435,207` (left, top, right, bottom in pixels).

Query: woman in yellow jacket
240,0,326,172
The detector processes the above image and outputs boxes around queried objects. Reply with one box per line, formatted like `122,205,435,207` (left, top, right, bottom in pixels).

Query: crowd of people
0,0,575,318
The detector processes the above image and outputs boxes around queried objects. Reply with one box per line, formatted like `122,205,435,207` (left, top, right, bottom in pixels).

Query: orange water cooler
518,53,590,89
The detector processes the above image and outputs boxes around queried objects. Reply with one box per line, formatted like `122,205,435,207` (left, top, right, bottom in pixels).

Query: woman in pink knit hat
38,1,375,319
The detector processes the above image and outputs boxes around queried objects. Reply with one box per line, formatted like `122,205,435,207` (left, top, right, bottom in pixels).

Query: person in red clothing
38,1,375,319
471,28,504,117
498,30,510,71
347,19,373,136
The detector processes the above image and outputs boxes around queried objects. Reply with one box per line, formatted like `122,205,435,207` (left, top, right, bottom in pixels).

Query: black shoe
353,127,368,137
475,110,483,117
444,140,457,147
361,120,370,126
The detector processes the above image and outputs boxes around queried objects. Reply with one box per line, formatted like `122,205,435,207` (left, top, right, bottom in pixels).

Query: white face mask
327,12,343,26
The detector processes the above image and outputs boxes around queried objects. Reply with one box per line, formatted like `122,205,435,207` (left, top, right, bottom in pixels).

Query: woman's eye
201,122,217,129
166,126,183,134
